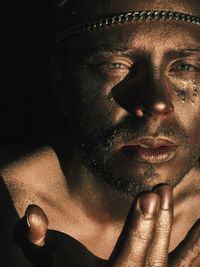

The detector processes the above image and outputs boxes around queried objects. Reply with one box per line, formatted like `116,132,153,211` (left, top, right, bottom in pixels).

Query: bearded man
1,0,200,266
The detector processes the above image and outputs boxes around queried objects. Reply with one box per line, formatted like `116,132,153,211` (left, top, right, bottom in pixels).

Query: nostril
169,103,174,112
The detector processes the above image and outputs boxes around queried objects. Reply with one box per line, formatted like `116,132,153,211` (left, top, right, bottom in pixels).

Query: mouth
122,137,178,164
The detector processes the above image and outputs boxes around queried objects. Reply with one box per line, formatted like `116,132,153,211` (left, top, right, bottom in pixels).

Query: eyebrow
84,46,138,58
164,48,200,58
84,46,200,60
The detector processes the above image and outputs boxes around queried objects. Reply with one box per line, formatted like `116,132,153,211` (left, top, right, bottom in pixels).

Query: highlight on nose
134,101,174,118
153,102,174,115
135,108,144,117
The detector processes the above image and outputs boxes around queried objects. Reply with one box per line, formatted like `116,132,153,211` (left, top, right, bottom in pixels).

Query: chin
87,150,196,197
81,136,200,197
99,164,181,197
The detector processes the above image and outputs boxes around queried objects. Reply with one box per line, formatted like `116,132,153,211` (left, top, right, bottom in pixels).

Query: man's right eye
96,60,133,77
107,62,128,69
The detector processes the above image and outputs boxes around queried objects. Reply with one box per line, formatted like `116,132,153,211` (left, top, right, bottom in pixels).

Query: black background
1,1,67,148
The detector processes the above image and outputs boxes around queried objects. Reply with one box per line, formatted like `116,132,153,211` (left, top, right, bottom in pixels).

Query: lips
122,138,178,164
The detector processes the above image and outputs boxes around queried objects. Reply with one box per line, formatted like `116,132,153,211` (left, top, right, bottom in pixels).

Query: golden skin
1,0,200,266
63,18,200,262
67,20,200,191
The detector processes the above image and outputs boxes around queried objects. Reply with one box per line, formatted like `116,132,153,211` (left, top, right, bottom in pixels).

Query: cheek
189,115,200,144
76,67,125,127
165,76,200,134
176,103,200,145
172,82,200,104
167,69,200,102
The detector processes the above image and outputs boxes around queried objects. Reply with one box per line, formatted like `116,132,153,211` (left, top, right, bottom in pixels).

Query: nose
135,99,174,118
112,70,174,120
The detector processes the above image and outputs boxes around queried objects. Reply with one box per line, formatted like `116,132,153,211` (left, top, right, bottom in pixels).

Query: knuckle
145,254,167,267
156,219,172,233
129,220,154,242
192,243,200,254
145,259,166,267
131,230,150,241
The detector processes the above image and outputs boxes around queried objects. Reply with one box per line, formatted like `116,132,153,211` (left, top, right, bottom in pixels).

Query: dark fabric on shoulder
0,176,109,267
0,176,33,267
44,230,108,267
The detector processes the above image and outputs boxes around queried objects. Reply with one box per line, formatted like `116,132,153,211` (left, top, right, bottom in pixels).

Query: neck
66,154,200,226
62,151,200,258
169,165,200,251
173,165,200,220
69,164,132,224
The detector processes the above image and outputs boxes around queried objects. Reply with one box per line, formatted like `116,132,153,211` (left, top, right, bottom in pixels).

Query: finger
169,219,200,267
25,204,49,246
109,193,160,267
144,184,173,266
14,205,55,266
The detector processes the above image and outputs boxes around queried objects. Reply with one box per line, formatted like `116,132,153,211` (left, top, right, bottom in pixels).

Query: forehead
60,0,200,59
92,21,200,49
65,20,200,65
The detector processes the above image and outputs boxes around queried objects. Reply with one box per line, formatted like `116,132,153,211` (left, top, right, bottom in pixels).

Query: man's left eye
176,63,196,72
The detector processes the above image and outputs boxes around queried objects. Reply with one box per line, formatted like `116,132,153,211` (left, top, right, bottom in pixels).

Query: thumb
14,205,56,267
25,204,48,247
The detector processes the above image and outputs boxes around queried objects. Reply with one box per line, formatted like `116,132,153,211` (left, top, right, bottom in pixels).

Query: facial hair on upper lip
79,114,194,196
100,117,189,150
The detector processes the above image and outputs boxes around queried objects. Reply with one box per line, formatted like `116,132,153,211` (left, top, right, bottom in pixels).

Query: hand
14,206,107,267
14,185,200,267
108,184,200,267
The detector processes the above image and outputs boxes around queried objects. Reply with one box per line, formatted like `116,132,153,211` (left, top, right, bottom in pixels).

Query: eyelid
84,53,134,66
98,60,133,68
108,63,129,70
167,58,200,72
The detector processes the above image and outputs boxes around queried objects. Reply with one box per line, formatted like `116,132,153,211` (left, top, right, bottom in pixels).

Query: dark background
1,1,66,148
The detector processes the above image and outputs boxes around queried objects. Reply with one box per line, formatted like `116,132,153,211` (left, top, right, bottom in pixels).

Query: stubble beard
76,118,199,198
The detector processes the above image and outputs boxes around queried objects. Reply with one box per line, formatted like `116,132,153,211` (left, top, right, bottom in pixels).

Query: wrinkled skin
13,0,200,266
66,19,200,196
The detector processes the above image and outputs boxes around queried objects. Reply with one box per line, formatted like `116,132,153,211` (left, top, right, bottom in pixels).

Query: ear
50,56,68,115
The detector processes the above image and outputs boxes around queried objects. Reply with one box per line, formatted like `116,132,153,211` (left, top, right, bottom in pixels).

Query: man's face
63,0,200,196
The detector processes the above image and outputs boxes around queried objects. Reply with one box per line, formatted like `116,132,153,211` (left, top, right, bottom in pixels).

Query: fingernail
138,193,160,219
154,184,173,210
25,205,48,246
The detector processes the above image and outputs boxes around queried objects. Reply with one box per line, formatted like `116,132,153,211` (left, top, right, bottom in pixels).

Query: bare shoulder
0,145,64,185
0,145,68,217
